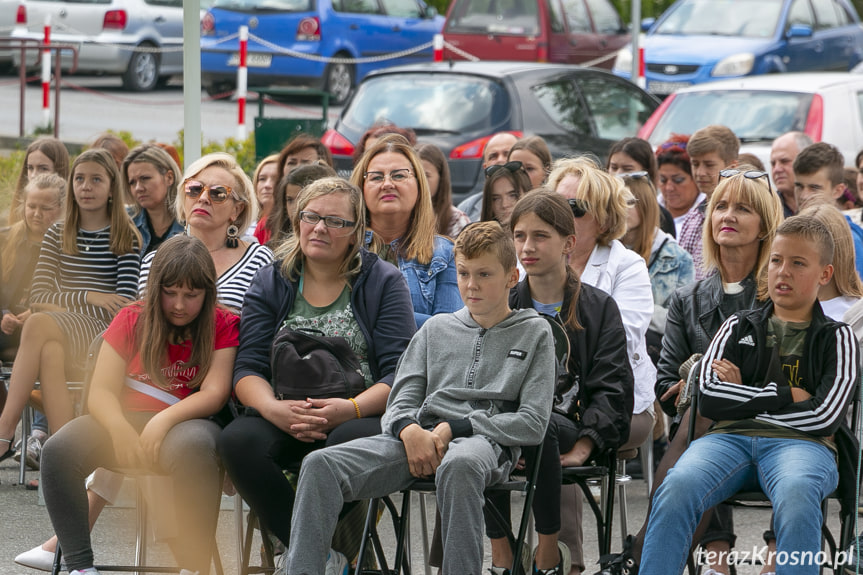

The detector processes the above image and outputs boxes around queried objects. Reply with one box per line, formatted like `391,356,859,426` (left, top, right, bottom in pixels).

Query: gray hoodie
382,307,554,459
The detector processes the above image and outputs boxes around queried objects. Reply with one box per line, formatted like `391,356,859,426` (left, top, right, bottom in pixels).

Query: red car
442,0,630,68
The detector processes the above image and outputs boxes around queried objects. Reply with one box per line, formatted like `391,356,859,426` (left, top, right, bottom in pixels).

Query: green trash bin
253,88,330,162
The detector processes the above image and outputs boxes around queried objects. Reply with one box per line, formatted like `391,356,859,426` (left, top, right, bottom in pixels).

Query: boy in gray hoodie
283,221,555,575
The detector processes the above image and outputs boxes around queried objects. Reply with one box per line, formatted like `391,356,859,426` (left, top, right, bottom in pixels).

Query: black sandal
0,436,15,463
594,535,639,575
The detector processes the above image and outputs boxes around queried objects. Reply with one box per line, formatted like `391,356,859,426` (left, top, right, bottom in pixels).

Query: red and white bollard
42,14,51,127
636,47,646,90
433,34,443,62
236,25,248,140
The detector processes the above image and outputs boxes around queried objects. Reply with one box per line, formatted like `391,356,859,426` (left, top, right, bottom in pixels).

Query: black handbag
270,326,366,400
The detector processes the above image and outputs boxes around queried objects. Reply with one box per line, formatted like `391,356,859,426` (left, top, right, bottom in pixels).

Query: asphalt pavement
1,435,848,575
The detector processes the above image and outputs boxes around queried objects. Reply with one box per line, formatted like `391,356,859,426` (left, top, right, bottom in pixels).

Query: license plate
648,80,691,95
227,53,272,68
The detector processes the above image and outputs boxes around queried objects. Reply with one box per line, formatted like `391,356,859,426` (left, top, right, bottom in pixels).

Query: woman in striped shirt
0,148,141,461
138,153,273,313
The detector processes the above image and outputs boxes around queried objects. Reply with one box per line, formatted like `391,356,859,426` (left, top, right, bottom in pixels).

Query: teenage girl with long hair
39,234,238,575
10,137,70,226
0,148,141,460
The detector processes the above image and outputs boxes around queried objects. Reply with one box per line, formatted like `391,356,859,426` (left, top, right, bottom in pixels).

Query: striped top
30,223,142,323
138,240,274,312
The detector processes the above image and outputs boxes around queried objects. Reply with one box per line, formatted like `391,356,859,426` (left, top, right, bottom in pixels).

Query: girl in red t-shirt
36,234,239,575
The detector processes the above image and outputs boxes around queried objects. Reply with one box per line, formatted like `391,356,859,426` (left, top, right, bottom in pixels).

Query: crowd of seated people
3,123,862,575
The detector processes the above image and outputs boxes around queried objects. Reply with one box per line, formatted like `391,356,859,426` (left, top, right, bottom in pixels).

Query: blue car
613,0,863,96
200,0,444,104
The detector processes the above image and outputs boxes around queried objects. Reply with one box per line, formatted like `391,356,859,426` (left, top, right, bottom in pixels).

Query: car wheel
204,81,236,98
122,45,159,92
325,58,354,105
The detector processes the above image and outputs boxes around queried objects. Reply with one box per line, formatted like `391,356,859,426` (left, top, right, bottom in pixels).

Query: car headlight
712,53,755,77
613,47,632,72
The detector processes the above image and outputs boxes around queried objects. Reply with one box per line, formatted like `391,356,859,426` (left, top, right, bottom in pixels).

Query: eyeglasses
485,161,524,178
364,169,413,186
619,171,649,179
298,210,356,229
568,198,590,218
718,169,772,193
183,180,236,204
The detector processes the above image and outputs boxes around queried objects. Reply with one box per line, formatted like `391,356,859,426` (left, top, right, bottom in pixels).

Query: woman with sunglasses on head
351,135,462,327
137,153,273,314
548,157,656,575
481,161,533,230
219,177,416,570
598,170,784,575
621,172,694,364
606,136,677,239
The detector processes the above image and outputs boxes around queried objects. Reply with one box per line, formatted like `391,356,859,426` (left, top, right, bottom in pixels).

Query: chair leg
616,459,629,547
234,494,245,575
135,484,148,575
418,493,432,575
641,433,654,494
19,402,31,485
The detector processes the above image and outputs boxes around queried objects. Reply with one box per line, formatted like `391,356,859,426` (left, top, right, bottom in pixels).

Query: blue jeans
641,433,838,575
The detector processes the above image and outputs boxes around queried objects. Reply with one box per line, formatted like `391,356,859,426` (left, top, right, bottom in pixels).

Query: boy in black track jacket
640,216,859,575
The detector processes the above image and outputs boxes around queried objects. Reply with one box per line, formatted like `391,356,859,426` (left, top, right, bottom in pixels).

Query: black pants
218,414,381,546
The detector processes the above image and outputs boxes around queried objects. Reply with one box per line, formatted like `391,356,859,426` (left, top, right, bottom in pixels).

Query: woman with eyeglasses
218,177,416,568
621,172,694,364
599,171,784,575
351,135,462,327
481,160,533,231
137,153,273,314
548,157,656,575
656,135,703,237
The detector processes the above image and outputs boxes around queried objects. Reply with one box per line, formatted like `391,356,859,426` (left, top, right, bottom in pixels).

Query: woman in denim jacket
352,135,462,326
621,172,694,362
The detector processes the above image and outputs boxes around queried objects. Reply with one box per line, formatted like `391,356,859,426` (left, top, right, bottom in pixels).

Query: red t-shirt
104,304,240,412
253,219,271,246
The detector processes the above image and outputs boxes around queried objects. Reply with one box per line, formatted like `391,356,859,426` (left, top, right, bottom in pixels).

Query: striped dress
138,240,274,312
30,222,141,371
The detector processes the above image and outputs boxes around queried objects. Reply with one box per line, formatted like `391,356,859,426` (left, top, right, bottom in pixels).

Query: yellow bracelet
349,397,362,419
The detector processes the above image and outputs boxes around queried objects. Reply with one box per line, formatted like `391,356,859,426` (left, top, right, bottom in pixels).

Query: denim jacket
648,229,694,335
132,209,184,257
365,232,462,327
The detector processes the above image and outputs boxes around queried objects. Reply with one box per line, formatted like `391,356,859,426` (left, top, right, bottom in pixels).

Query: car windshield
654,0,781,38
211,0,311,12
648,90,813,146
343,74,510,135
445,0,540,35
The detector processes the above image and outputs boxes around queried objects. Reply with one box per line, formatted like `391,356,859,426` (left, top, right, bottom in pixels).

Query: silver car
11,0,189,91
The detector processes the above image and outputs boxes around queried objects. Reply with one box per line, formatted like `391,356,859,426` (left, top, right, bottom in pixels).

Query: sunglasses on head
619,171,649,179
485,161,524,178
568,198,590,218
183,179,236,204
718,169,772,193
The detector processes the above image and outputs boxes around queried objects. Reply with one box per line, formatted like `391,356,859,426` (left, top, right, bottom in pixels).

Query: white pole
183,0,202,168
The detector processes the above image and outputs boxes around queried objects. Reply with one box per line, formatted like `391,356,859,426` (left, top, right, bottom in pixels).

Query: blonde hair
622,174,660,263
64,149,141,255
252,154,280,213
351,135,436,263
798,202,863,297
547,157,631,246
12,137,70,226
702,172,783,284
2,173,66,280
178,153,257,234
275,177,365,281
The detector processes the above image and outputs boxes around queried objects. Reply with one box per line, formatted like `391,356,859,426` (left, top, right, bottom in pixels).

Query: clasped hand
268,398,353,442
400,423,452,478
110,414,173,470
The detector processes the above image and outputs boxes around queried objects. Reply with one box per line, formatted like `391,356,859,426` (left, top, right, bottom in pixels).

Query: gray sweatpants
285,433,512,575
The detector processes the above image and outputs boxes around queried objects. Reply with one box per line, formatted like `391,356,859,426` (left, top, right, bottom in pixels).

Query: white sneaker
325,549,349,575
273,552,288,575
14,545,64,572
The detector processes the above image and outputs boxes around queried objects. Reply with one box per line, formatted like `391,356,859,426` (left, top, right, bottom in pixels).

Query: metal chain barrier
247,32,434,64
441,41,480,62
1,25,239,52
578,50,618,68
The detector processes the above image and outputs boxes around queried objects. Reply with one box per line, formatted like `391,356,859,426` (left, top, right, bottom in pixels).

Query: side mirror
424,5,438,18
786,23,813,38
641,17,655,32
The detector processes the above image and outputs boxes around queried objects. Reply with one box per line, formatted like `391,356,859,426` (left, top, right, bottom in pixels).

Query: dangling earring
226,222,240,249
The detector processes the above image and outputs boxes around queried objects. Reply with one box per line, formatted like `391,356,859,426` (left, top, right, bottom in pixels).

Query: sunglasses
183,180,236,204
568,198,590,218
485,161,524,178
619,171,649,179
718,169,772,193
